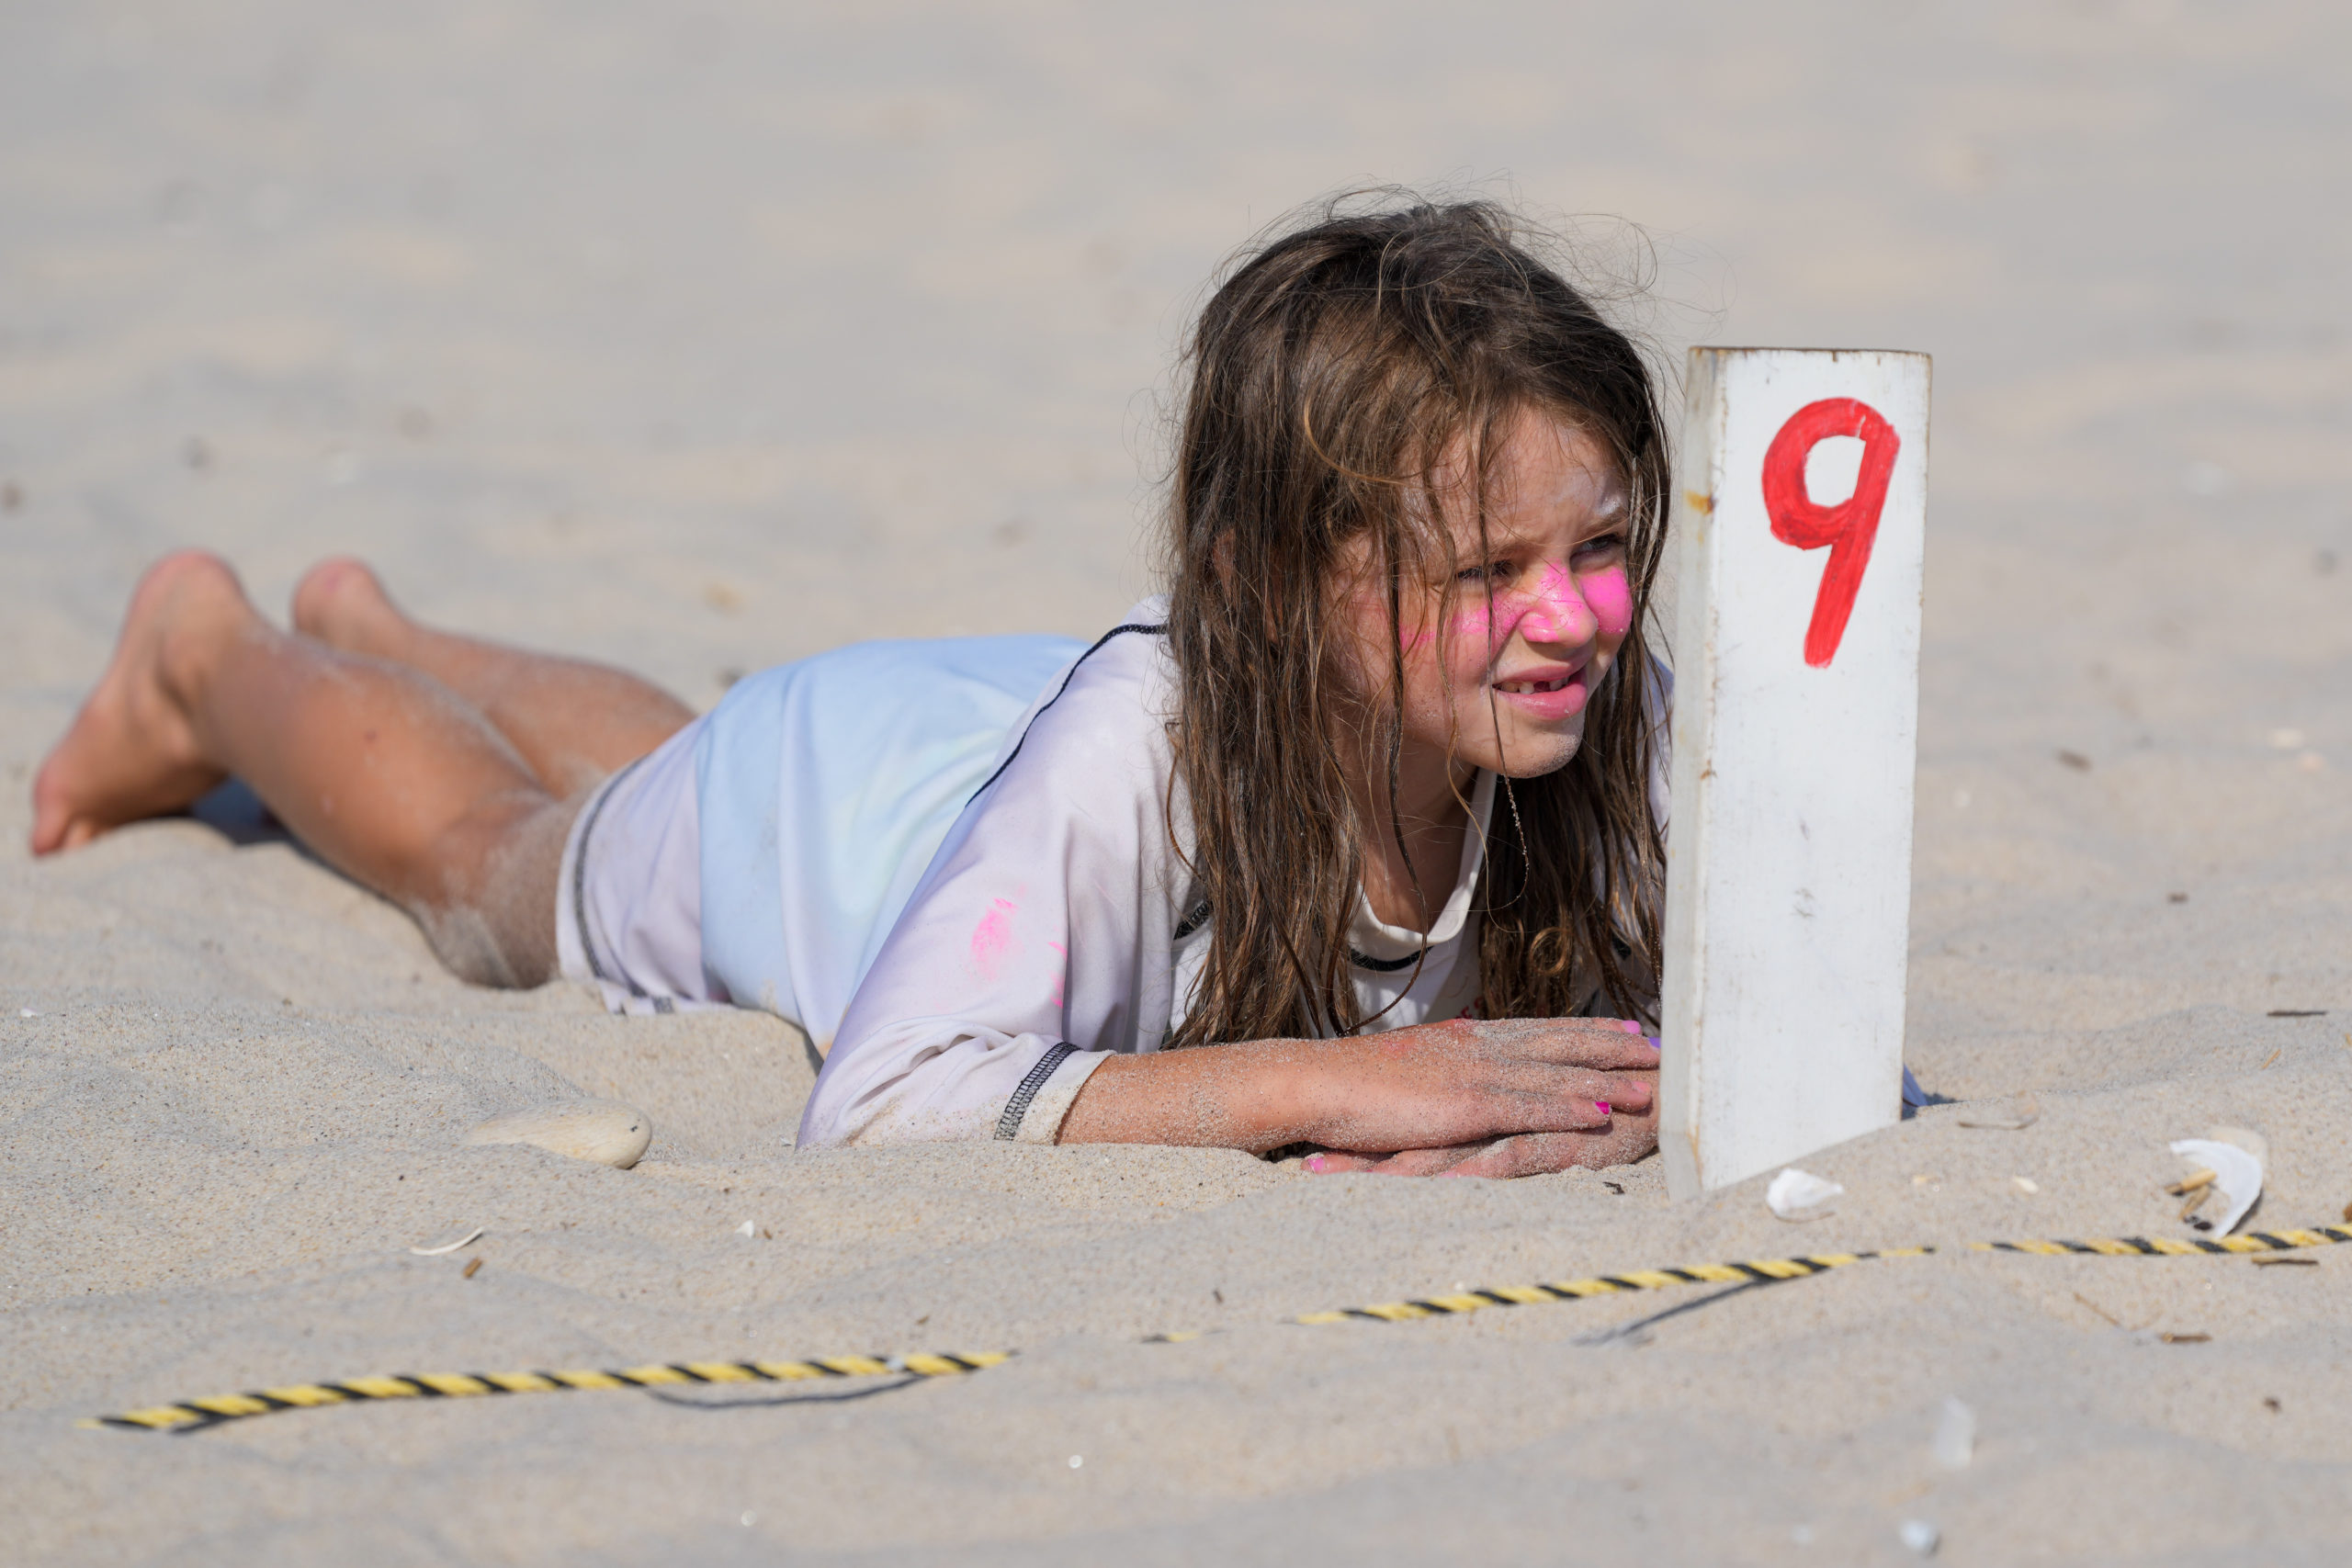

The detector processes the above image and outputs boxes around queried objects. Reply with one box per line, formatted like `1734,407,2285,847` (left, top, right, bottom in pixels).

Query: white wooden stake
1659,347,1932,1198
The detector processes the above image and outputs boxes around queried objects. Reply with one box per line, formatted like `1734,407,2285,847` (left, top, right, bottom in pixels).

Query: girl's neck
1341,733,1476,935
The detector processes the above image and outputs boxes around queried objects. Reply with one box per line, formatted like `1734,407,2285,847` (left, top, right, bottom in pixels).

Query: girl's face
1339,410,1635,785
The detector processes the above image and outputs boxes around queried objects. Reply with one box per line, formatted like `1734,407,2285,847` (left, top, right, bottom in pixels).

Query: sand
5,1,2351,1562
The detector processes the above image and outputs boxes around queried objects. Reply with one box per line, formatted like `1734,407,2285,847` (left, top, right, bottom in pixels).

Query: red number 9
1760,398,1901,669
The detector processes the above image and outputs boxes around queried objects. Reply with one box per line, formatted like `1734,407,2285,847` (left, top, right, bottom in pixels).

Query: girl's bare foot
30,551,253,854
290,556,413,660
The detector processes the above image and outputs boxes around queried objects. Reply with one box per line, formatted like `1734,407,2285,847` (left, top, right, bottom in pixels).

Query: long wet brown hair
1162,194,1670,1048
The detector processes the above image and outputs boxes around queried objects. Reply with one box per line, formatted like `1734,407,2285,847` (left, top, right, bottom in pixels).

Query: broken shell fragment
466,1099,651,1168
1930,1396,1975,1470
408,1225,486,1257
1766,1168,1844,1222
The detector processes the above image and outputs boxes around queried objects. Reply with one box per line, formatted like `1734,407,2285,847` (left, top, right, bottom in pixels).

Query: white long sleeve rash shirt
798,599,1499,1147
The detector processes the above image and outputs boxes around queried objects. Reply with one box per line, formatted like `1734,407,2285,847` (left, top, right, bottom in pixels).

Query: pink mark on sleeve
1046,940,1067,1010
969,897,1021,981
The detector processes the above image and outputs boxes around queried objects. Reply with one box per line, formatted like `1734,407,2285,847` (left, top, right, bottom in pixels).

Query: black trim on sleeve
965,623,1168,806
995,1042,1082,1140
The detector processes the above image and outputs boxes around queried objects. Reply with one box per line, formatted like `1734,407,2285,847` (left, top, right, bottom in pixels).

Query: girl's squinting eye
1455,558,1516,584
1573,533,1628,562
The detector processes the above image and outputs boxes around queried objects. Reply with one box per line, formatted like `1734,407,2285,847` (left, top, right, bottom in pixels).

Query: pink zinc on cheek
1446,597,1495,649
969,897,1020,981
1442,600,1500,691
1582,565,1634,639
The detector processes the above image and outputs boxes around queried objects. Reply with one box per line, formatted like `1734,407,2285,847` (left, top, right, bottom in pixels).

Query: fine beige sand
5,4,2350,1562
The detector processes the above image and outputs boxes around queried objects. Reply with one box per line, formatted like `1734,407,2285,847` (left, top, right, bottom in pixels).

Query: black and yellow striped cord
85,1224,2351,1434
1283,1243,1930,1326
1969,1225,2351,1258
84,1352,1012,1434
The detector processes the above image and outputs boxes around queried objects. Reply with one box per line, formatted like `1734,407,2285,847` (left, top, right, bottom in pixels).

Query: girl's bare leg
31,552,571,987
291,558,693,797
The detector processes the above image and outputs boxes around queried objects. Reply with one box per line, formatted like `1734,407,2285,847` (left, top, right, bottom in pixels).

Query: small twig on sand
648,1375,922,1409
2072,1291,2124,1328
1575,1277,1781,1348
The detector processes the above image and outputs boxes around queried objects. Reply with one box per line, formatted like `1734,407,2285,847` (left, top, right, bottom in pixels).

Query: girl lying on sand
34,197,1671,1177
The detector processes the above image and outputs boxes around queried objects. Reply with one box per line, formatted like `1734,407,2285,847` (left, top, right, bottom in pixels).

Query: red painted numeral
1760,398,1900,668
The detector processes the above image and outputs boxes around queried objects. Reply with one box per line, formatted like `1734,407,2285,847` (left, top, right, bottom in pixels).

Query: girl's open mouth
1487,662,1592,721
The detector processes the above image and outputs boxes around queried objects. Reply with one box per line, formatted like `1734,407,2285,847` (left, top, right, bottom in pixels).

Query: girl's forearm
1054,1017,1654,1157
1057,1038,1329,1153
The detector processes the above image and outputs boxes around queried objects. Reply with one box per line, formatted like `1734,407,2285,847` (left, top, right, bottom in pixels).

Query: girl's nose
1518,563,1599,646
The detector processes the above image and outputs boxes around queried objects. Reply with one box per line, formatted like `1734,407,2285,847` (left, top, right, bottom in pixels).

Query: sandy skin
1063,1015,1661,1176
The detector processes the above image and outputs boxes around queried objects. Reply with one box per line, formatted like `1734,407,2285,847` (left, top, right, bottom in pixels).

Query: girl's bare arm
1057,1016,1659,1168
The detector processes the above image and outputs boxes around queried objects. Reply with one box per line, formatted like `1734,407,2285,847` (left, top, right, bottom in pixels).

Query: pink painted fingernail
1619,1019,1643,1033
1305,1155,1327,1173
1596,1100,1611,1117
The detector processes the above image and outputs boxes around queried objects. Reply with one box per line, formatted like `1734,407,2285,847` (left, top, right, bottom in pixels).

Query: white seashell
2168,1134,2264,1235
466,1099,651,1168
1766,1167,1844,1221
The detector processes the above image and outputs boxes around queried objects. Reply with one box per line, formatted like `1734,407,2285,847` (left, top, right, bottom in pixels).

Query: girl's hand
1283,1015,1658,1162
1057,1014,1658,1168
